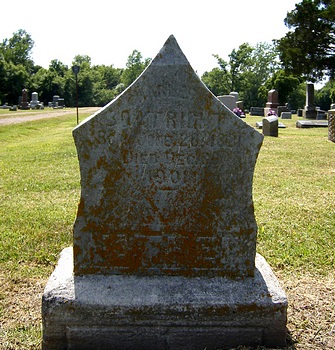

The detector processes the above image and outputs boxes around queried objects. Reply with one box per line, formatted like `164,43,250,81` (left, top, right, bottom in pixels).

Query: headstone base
296,120,328,128
264,107,278,117
303,109,317,119
42,248,287,350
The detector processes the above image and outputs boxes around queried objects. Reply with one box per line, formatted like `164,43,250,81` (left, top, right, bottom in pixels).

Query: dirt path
0,107,100,125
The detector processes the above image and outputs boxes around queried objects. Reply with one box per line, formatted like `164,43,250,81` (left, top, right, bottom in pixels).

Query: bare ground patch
0,107,100,125
0,270,334,349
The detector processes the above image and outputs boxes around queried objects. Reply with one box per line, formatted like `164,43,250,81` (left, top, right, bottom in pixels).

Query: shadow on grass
285,329,298,349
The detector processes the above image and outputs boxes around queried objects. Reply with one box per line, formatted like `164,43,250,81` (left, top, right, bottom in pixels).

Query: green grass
0,115,84,277
246,115,335,275
0,112,334,348
0,113,334,274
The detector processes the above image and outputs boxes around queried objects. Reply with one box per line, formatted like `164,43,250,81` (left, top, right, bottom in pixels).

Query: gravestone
217,94,236,110
20,88,29,110
256,121,286,129
303,83,317,119
281,112,292,119
42,35,287,349
277,105,289,117
316,109,327,120
30,92,40,109
229,91,238,102
264,89,279,117
236,100,244,110
250,106,264,116
262,115,279,137
296,120,328,128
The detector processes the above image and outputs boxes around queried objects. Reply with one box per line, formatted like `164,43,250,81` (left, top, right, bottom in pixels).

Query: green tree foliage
0,29,34,70
315,79,335,109
262,69,303,109
0,29,34,104
277,0,335,81
2,62,30,104
91,65,123,106
202,42,279,109
120,50,151,88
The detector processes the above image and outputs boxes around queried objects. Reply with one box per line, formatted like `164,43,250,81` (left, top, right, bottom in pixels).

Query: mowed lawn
0,110,334,349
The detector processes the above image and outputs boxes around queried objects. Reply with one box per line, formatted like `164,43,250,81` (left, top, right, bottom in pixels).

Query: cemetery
0,90,67,111
0,34,334,350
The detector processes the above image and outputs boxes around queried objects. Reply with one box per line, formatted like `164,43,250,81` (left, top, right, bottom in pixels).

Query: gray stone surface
262,116,279,136
42,247,288,350
296,120,328,128
256,121,286,129
303,83,317,119
217,94,236,110
43,35,287,349
72,35,263,278
250,107,264,116
281,111,292,119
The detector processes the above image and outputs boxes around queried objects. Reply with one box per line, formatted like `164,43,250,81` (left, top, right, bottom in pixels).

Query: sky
0,0,300,75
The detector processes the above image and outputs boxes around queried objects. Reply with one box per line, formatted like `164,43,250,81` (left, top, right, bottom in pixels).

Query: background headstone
229,91,238,102
277,105,289,117
20,88,30,110
250,107,264,116
217,94,236,111
30,92,39,109
281,111,292,119
262,115,279,137
264,89,279,117
303,83,317,119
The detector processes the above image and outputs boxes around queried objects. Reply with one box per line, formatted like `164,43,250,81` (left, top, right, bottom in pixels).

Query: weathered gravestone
30,92,39,109
263,115,279,137
281,112,292,119
277,105,290,118
42,35,287,350
250,106,264,116
303,82,317,119
217,94,236,111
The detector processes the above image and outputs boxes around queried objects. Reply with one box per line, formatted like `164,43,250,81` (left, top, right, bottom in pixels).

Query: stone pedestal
303,108,317,119
42,248,287,350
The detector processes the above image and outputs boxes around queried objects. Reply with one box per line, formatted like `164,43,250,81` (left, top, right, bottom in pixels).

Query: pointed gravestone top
73,35,263,277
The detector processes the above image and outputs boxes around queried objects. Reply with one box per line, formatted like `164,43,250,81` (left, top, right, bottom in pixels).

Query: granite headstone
42,35,287,350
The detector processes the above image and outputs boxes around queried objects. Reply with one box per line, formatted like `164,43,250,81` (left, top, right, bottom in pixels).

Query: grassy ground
0,111,334,349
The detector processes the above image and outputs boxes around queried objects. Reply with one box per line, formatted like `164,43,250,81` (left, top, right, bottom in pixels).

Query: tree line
0,0,334,110
0,30,150,108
